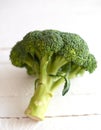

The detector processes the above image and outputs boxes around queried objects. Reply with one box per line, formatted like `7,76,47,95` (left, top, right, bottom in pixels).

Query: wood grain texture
0,49,100,117
0,95,101,117
0,115,101,130
0,1,101,128
0,46,100,127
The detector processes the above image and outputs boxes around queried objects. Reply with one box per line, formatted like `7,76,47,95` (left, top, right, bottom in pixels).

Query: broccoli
10,29,97,121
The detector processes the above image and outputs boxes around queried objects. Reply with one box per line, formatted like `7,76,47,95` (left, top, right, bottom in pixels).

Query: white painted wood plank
0,0,101,129
0,115,101,130
0,61,100,97
0,64,34,97
0,95,101,117
0,50,101,117
0,49,10,64
0,0,101,50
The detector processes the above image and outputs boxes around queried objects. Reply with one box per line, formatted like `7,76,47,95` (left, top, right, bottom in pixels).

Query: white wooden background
0,0,101,129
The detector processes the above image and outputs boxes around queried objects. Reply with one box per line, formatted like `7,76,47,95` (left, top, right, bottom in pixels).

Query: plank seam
0,113,100,119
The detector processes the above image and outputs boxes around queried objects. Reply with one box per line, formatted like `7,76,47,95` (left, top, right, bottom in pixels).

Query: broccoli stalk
25,56,68,120
25,80,53,121
10,29,97,120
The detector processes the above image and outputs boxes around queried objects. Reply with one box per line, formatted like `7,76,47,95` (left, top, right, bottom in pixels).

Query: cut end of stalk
24,85,53,121
25,113,43,121
25,111,44,121
25,109,44,121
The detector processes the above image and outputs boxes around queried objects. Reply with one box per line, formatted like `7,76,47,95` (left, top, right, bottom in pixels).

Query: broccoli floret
10,29,97,120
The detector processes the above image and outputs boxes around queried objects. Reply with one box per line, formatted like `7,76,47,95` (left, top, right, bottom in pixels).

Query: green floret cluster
10,29,97,121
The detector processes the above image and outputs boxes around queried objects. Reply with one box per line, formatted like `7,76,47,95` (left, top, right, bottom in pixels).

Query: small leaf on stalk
35,79,39,90
49,74,58,77
62,78,70,96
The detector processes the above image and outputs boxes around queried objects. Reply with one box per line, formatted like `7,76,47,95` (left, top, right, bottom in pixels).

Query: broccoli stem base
25,83,53,121
25,56,67,121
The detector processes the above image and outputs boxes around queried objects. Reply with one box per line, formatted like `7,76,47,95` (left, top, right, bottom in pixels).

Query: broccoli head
10,29,97,120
